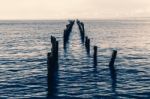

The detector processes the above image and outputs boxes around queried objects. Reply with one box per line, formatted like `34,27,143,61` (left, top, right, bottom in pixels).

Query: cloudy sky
0,0,150,19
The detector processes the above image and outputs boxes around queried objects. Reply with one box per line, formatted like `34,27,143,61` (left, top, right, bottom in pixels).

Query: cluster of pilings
76,20,98,67
85,37,97,67
47,20,118,97
47,36,59,96
76,20,85,42
63,20,75,48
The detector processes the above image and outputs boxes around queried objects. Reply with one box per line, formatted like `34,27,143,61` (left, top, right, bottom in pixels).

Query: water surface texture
0,19,150,98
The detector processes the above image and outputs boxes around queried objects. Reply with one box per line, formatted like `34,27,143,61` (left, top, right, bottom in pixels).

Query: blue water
0,19,150,98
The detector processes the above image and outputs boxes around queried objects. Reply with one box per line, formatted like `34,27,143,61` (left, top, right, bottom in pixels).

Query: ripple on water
0,20,150,98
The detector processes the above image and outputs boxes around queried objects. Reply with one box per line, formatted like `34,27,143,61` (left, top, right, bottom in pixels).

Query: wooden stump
93,46,97,67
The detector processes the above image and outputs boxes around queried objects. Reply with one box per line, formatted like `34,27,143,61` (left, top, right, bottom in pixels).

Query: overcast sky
0,0,150,19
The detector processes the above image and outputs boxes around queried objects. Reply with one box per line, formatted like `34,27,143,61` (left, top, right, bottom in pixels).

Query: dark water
0,19,150,98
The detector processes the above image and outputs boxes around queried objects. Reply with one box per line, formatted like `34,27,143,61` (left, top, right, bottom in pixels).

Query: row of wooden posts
63,20,75,48
76,19,85,42
47,20,117,96
76,20,98,67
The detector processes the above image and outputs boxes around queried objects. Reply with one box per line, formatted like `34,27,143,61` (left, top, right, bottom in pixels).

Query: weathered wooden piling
109,50,117,79
80,22,85,34
85,36,90,54
63,29,67,46
93,46,97,67
47,36,59,96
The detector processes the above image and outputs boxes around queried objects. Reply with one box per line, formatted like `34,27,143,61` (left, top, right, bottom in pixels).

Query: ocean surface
0,18,150,98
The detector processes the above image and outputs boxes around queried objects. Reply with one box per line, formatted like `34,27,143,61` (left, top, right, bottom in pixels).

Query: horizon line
0,17,150,21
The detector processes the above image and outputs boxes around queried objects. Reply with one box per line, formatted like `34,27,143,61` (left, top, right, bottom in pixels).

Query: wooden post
87,38,90,54
109,50,117,79
63,29,66,44
85,36,88,45
47,36,59,96
85,37,90,54
47,52,54,96
54,41,59,68
80,22,85,42
80,22,85,34
93,46,97,67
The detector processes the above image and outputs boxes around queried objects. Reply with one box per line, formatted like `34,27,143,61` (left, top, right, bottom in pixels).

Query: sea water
0,18,150,98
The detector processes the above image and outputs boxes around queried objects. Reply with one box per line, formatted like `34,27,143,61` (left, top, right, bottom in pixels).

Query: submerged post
93,46,97,67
